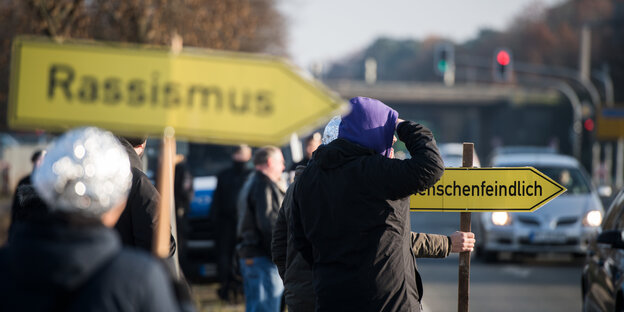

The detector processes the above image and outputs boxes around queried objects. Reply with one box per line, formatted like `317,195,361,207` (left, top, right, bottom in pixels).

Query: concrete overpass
324,80,570,163
325,80,561,105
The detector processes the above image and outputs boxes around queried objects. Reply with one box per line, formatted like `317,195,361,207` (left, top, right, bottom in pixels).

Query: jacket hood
6,222,120,291
338,97,398,157
313,138,376,170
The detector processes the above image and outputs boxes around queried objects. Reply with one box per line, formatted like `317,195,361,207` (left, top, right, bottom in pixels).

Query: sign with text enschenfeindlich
8,36,348,145
410,167,566,212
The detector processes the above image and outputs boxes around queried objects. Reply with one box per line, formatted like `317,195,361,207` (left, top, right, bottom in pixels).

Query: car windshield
442,155,462,167
534,166,591,195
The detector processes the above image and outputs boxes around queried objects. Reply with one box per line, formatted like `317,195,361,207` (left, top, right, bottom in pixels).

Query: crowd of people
1,96,475,312
214,96,475,312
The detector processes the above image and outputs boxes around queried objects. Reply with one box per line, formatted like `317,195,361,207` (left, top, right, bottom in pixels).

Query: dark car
582,188,624,311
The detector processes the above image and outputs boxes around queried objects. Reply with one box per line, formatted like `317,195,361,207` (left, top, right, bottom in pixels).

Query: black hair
31,150,44,164
120,136,148,147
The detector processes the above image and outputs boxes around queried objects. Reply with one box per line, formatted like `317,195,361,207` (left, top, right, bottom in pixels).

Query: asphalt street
411,211,583,312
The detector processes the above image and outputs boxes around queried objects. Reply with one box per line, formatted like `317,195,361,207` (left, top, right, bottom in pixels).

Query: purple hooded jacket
338,97,398,157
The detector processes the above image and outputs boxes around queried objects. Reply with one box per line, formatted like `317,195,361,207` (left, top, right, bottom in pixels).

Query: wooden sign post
154,127,176,259
458,143,473,312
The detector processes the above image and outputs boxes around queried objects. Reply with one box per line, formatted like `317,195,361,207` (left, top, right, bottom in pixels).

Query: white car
438,143,481,167
475,153,604,262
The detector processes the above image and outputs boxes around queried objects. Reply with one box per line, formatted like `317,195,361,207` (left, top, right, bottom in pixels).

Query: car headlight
583,210,602,227
491,212,512,226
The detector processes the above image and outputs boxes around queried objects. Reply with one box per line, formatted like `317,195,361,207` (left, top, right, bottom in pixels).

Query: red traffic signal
583,118,595,131
493,48,513,82
496,50,510,66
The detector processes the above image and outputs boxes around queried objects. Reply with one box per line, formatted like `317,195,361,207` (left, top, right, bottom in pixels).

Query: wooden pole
458,142,474,312
154,127,176,258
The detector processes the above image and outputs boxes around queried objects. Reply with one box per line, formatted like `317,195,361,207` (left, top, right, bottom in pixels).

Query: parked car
475,153,604,262
582,188,624,312
438,143,481,167
486,145,557,168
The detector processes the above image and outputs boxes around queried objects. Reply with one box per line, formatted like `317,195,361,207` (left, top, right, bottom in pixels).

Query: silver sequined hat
322,116,341,145
33,127,132,217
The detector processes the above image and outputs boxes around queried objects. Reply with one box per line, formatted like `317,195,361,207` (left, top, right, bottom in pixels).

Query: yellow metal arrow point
410,167,566,212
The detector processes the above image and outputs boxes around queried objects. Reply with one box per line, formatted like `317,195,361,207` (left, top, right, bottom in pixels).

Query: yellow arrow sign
8,36,348,145
410,167,566,212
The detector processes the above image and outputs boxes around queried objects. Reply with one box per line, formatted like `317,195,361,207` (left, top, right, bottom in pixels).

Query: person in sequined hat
290,97,475,312
0,127,181,312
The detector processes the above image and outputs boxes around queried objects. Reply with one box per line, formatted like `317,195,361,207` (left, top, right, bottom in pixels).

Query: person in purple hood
290,97,475,312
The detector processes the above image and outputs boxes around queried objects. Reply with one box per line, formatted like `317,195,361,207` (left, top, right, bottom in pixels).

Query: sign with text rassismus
410,167,566,212
8,36,348,145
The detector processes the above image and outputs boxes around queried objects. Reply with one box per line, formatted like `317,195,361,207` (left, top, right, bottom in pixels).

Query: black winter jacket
272,167,315,312
291,121,444,312
273,183,451,312
0,221,180,312
237,171,285,258
114,138,176,257
212,161,253,232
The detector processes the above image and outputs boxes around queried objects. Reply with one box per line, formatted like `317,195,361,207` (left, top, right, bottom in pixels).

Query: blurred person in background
174,154,194,280
237,146,286,312
12,149,45,191
211,144,252,302
7,185,48,243
0,127,182,311
114,136,176,257
290,133,321,171
10,149,45,226
291,97,474,311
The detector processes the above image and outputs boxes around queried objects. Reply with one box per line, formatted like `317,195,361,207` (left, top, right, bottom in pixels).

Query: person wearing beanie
290,97,475,312
0,127,181,312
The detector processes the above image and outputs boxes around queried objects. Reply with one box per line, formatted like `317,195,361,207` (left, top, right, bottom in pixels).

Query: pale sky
278,0,564,69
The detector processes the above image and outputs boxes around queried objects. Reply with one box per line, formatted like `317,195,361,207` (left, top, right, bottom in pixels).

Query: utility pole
365,57,378,85
579,25,591,82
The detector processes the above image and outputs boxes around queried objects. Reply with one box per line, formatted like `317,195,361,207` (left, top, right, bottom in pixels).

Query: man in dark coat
0,127,181,312
237,146,286,312
114,136,176,257
211,144,252,301
291,97,455,311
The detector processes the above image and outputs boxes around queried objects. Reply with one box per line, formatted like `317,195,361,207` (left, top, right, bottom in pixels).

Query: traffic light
584,118,595,132
493,48,513,82
434,43,454,77
580,116,596,173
